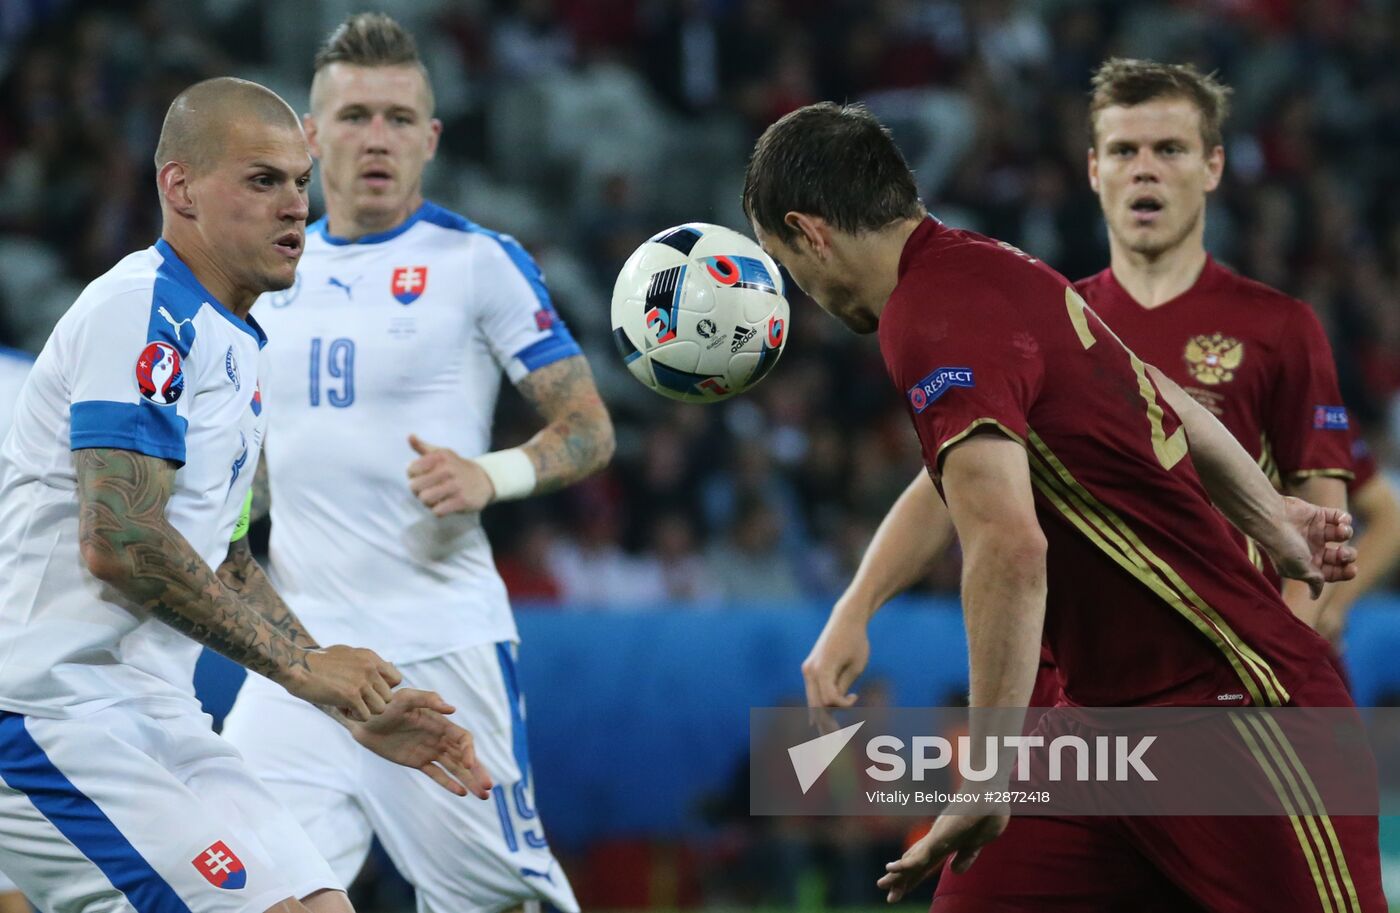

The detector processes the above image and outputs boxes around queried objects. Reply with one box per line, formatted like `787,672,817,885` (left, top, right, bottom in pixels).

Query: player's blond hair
310,13,434,113
1089,58,1232,150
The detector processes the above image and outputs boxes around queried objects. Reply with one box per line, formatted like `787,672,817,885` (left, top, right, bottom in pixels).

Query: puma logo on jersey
328,276,359,300
157,306,194,342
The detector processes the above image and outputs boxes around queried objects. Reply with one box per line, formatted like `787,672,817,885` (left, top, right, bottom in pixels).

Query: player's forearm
836,470,953,622
75,448,309,684
516,356,616,494
960,532,1047,710
1280,476,1348,619
249,454,271,523
215,537,319,651
1148,365,1287,546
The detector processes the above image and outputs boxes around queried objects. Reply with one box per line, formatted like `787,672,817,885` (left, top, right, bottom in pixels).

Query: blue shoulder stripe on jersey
70,401,188,466
0,712,195,913
0,345,35,364
515,334,581,372
415,202,582,368
153,240,267,349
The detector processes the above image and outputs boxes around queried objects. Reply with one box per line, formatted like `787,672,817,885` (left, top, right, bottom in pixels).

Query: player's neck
1108,240,1208,311
159,232,256,318
324,191,424,241
858,217,925,321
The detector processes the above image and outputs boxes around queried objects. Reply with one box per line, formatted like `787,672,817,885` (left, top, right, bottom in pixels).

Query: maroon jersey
1077,260,1353,581
879,219,1329,707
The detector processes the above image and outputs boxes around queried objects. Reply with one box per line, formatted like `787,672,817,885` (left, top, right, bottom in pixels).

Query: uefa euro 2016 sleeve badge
136,342,185,405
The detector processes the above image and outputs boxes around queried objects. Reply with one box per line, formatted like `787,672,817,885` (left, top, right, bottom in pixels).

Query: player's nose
363,113,391,154
281,186,310,221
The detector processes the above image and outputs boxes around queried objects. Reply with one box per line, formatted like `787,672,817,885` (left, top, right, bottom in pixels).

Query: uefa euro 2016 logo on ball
610,223,790,403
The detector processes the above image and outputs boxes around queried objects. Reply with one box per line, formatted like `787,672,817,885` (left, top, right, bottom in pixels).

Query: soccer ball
610,223,789,403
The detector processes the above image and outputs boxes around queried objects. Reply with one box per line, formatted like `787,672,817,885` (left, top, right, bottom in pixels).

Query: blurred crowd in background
3,0,1399,611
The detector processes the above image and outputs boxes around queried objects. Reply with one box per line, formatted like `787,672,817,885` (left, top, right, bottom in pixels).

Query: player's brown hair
743,102,923,244
310,13,433,112
1090,58,1232,150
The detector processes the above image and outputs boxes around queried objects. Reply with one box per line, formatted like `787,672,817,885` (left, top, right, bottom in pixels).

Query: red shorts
932,664,1384,913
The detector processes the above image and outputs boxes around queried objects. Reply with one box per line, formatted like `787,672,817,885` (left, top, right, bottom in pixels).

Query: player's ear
303,113,322,160
785,212,826,255
425,118,443,162
158,161,196,218
1204,144,1224,193
1087,146,1100,193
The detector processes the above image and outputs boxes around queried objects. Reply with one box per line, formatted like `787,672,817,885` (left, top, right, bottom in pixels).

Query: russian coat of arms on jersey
191,840,246,889
1184,333,1244,385
136,341,185,405
391,265,428,305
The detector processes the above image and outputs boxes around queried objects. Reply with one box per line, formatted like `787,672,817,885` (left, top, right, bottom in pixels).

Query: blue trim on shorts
0,712,194,913
495,642,530,775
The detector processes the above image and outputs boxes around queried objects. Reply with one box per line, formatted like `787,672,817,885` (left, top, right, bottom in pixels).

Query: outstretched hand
1265,497,1356,599
345,688,494,798
877,813,1008,903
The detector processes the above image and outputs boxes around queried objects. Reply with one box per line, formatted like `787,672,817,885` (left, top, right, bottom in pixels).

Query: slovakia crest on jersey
250,382,263,417
192,840,246,890
136,342,185,405
391,265,428,305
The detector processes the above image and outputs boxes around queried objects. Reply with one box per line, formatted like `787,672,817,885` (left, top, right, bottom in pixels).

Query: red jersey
1075,259,1353,581
879,219,1329,707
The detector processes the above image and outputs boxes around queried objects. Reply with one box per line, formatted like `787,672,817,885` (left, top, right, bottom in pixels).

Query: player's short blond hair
310,13,434,113
1089,58,1232,150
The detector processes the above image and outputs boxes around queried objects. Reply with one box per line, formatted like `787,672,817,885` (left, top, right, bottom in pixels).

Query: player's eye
342,111,366,123
252,175,275,187
393,114,413,125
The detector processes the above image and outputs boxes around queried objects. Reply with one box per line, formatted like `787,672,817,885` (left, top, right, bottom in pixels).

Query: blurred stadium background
3,0,1400,909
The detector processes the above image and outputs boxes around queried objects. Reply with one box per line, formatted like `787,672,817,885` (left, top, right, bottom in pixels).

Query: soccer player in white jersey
221,14,615,913
0,77,492,913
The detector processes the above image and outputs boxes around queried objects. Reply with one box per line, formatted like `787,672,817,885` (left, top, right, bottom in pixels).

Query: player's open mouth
1130,196,1164,223
360,167,394,188
274,233,303,258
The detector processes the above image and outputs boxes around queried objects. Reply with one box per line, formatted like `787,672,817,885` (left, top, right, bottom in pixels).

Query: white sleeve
475,234,582,383
66,288,198,465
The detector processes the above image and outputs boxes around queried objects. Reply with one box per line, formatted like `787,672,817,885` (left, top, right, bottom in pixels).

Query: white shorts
222,642,578,913
0,703,338,913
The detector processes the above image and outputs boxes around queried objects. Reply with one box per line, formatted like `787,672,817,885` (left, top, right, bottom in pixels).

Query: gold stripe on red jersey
1230,714,1361,913
933,417,1026,480
1026,430,1289,706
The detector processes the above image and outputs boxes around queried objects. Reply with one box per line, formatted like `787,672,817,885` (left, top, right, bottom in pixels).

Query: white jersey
0,240,267,719
0,346,35,442
252,201,580,661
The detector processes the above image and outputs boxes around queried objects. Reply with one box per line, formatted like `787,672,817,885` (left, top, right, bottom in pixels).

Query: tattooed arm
407,354,615,514
514,354,615,494
249,447,271,523
215,536,317,650
75,447,399,719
